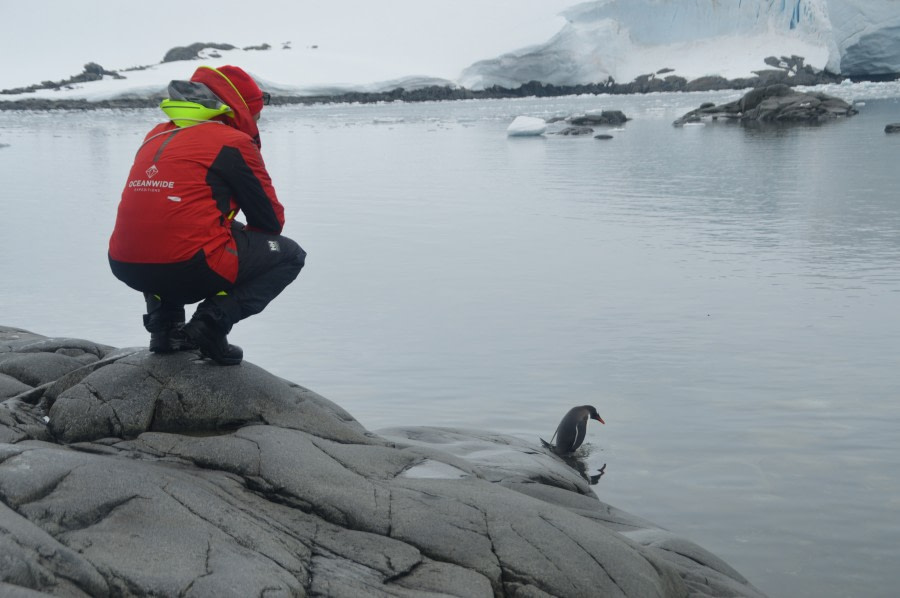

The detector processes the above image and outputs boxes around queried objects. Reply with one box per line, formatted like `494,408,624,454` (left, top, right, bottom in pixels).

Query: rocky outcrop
553,125,597,136
540,110,630,138
569,110,630,127
0,325,766,597
0,63,124,97
162,43,237,63
673,84,858,126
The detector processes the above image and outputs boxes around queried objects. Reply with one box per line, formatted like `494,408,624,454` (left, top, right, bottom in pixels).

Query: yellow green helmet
160,80,234,127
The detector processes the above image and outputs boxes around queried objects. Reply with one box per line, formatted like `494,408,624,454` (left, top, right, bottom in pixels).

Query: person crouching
108,65,306,365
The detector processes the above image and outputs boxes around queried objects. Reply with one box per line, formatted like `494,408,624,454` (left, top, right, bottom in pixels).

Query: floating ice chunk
506,116,547,137
401,459,469,479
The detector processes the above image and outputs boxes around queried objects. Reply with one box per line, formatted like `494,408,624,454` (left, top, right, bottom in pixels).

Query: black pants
110,228,306,332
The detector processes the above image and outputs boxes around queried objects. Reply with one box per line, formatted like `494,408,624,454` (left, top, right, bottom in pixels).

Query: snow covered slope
0,44,461,103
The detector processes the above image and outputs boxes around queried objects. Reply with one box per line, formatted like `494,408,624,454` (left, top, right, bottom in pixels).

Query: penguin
541,405,605,455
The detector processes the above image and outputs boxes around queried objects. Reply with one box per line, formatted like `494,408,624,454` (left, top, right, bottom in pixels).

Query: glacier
460,0,900,90
829,0,900,75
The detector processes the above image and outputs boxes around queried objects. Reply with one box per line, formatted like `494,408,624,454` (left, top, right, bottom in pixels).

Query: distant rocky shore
0,51,879,112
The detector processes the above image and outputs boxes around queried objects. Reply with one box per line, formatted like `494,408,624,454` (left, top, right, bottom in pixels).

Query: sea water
1,85,899,598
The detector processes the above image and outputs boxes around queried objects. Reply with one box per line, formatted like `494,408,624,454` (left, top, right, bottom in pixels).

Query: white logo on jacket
128,164,175,191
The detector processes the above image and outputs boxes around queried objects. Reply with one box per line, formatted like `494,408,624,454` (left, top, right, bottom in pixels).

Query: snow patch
401,460,470,479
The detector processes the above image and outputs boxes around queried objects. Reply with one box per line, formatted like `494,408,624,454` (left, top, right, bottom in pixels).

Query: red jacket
108,67,284,283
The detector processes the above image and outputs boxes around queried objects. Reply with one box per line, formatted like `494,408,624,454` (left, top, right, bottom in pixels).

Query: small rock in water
569,110,629,126
594,134,613,140
555,125,594,136
885,123,900,134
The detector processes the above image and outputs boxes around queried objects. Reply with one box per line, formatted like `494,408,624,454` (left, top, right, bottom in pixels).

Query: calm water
2,84,899,597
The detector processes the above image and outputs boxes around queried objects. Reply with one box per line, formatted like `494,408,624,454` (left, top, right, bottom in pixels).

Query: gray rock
0,373,31,400
0,352,92,388
553,126,595,136
569,110,629,126
885,123,900,133
0,325,767,597
674,84,858,126
162,42,237,63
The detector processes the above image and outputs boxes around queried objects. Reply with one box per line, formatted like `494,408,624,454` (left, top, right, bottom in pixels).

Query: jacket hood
190,65,261,147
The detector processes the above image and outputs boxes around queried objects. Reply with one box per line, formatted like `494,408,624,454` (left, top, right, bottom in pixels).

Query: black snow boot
147,321,197,354
183,312,243,366
144,295,196,354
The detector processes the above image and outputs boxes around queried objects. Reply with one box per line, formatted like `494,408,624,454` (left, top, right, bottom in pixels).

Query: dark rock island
674,84,858,126
0,325,767,597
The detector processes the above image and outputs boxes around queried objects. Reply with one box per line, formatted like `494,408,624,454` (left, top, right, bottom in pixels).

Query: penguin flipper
549,424,561,445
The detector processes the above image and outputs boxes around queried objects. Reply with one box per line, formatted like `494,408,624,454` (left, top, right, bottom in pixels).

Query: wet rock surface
0,325,766,597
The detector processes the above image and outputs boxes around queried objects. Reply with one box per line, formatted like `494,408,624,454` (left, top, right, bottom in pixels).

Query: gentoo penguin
541,405,605,454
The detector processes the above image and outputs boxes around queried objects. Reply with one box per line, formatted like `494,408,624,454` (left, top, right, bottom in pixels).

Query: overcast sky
2,0,583,88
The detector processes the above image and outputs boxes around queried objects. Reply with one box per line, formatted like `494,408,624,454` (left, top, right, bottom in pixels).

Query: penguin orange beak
593,415,605,424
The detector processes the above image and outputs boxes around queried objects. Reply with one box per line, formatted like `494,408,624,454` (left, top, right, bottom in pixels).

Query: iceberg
506,116,548,137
